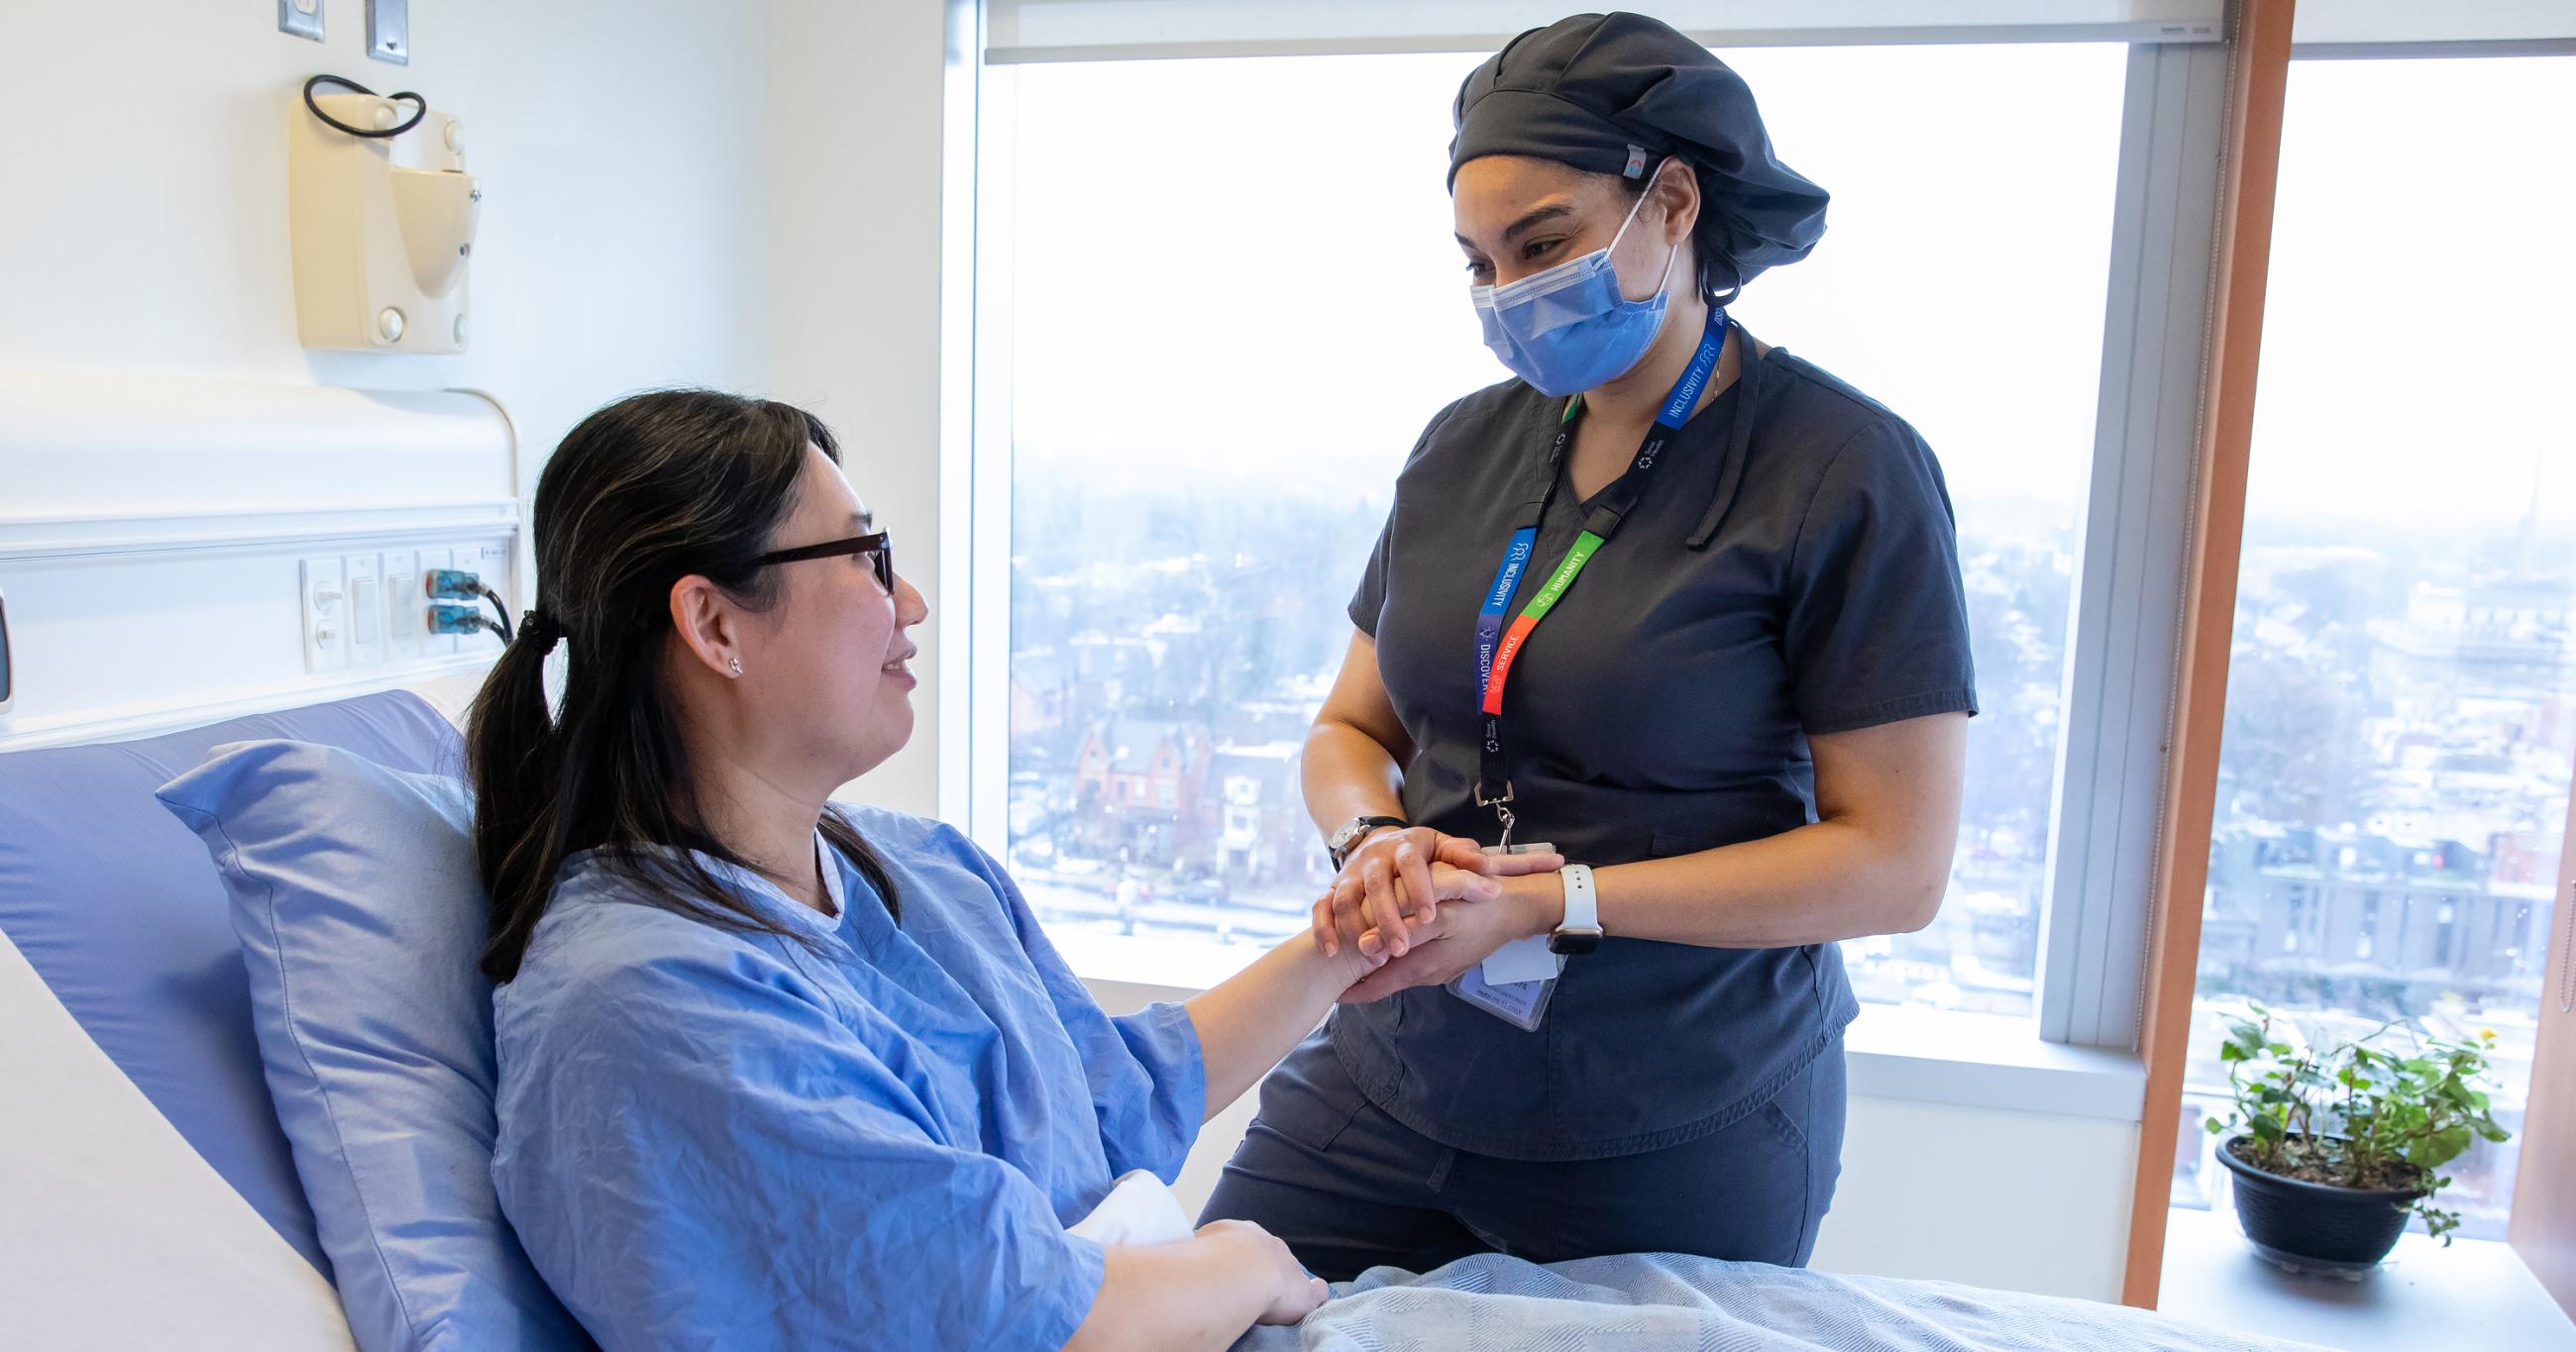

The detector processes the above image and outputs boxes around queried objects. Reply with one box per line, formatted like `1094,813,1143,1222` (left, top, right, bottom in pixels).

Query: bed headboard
0,370,519,750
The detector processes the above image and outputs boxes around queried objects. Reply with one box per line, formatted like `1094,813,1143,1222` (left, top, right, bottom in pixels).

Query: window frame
982,0,2224,63
2036,38,2235,1048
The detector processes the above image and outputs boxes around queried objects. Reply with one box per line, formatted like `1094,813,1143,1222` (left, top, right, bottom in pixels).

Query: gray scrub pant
1200,1030,1847,1281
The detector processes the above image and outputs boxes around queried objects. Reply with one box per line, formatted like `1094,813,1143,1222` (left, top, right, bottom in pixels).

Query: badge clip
1475,780,1517,847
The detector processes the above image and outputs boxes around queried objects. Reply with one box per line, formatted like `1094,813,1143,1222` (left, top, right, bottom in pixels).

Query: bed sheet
1234,1251,2330,1352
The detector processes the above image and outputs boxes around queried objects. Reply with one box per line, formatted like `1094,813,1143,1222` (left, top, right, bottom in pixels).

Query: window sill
2158,1206,2574,1352
1060,931,2146,1123
1841,1004,2143,1121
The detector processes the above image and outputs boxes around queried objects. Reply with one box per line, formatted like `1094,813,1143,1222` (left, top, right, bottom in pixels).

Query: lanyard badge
1470,311,1728,844
1449,840,1564,1030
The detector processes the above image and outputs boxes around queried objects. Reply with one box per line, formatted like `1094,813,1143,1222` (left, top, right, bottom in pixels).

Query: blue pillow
158,740,590,1352
0,688,458,1272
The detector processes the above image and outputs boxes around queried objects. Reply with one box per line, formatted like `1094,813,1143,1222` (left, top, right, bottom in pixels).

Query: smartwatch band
1549,863,1603,956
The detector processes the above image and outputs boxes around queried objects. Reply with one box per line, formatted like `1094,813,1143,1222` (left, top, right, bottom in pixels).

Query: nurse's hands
1311,828,1563,961
1336,871,1567,1005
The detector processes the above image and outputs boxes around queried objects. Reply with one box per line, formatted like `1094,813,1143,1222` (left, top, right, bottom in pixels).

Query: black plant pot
2218,1134,2427,1277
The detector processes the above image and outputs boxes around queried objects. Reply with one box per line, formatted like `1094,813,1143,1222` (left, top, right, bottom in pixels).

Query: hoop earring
728,657,744,677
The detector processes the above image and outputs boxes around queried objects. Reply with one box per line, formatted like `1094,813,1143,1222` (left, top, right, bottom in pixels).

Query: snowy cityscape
1004,461,2084,1013
2171,512,2568,1240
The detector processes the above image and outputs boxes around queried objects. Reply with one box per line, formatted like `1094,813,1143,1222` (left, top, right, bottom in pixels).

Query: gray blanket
1233,1253,2329,1351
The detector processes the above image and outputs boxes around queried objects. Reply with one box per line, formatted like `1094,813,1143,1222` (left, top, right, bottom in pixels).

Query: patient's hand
1072,1218,1329,1348
1311,828,1562,961
1199,1219,1331,1326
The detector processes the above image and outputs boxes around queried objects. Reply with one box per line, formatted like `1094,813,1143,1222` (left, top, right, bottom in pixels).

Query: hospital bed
0,677,2336,1351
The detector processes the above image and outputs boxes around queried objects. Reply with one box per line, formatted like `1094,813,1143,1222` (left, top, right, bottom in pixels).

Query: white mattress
0,929,353,1351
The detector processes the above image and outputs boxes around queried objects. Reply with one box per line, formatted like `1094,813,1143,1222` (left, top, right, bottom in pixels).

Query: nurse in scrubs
466,389,1557,1350
1201,13,1978,1277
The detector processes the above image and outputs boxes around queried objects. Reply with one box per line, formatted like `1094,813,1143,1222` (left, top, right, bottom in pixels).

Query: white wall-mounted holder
288,80,479,354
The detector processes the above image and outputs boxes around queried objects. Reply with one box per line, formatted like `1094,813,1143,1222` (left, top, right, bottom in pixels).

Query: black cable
472,615,509,645
474,585,514,643
302,74,427,140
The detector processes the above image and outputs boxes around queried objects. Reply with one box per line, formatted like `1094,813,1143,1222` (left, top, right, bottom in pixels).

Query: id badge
1446,842,1561,1030
1448,962,1558,1031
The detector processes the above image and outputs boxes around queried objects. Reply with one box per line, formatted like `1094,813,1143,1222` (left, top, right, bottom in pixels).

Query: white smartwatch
1548,864,1602,956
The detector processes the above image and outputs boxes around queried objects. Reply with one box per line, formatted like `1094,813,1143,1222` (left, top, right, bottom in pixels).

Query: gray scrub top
1333,326,1978,1160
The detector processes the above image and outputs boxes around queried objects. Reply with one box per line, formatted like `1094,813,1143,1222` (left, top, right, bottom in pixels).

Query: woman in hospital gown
465,389,1551,1351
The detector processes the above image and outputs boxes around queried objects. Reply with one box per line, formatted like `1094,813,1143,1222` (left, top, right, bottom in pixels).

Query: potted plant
2203,1005,2510,1276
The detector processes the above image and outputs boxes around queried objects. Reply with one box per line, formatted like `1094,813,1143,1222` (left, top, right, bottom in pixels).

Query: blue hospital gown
488,806,1207,1351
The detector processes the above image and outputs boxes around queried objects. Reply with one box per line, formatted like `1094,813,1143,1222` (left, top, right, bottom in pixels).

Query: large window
2169,53,2576,1241
993,43,2127,999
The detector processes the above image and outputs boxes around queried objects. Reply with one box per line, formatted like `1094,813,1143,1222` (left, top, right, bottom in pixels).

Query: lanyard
1472,311,1729,844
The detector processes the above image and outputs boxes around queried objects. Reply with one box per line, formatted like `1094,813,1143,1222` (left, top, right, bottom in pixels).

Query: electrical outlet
300,556,349,672
408,553,440,655
278,0,324,44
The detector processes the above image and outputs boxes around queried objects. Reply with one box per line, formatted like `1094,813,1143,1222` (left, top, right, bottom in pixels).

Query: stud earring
729,657,744,676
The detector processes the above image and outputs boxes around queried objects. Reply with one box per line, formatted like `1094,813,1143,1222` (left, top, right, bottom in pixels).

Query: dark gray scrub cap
1450,11,1829,297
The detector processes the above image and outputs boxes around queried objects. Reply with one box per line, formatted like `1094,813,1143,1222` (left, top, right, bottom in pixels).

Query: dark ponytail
469,388,899,983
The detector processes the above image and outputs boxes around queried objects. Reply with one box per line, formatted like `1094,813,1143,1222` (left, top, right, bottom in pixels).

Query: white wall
1816,1099,2136,1300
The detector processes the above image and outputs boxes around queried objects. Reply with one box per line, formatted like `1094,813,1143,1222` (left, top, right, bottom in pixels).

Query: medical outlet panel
300,538,510,674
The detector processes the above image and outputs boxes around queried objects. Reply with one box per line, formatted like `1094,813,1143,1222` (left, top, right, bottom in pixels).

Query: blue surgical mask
1470,174,1679,397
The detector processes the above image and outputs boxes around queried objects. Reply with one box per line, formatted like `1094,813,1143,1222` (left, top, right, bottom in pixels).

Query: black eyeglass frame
751,530,894,592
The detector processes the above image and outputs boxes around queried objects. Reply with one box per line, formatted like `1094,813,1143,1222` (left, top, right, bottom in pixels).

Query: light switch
385,556,420,658
346,554,385,666
353,579,381,642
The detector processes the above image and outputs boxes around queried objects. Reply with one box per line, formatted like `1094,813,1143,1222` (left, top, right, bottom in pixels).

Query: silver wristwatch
1328,815,1408,871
